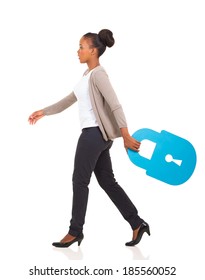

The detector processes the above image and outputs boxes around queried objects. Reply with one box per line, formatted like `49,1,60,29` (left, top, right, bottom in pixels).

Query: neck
87,60,100,71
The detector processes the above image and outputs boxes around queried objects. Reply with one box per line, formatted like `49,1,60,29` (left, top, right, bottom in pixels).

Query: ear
91,47,97,56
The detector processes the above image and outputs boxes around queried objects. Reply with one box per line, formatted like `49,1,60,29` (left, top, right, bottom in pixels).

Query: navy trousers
68,127,143,236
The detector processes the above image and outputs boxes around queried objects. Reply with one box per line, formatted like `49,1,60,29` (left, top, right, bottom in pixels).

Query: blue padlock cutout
128,128,197,185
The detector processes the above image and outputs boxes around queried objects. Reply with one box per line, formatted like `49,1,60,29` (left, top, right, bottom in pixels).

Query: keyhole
165,154,182,166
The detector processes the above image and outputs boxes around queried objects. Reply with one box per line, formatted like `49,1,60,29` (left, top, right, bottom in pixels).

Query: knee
95,173,117,190
72,170,91,189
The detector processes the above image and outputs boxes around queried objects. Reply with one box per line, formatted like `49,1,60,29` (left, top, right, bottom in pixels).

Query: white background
0,0,204,279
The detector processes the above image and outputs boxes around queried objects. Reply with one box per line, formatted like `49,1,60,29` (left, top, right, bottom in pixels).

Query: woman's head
82,29,115,58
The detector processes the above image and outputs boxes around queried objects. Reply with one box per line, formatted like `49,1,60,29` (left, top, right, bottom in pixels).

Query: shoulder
92,65,107,75
91,66,109,81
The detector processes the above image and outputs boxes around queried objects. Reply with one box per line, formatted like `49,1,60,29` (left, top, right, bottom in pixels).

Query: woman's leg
68,127,112,237
94,143,144,230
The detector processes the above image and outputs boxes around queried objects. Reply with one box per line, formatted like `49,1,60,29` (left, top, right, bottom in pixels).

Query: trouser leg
94,143,144,230
68,127,112,236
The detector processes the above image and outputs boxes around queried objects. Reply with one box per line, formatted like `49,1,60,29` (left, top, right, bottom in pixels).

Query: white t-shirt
73,70,98,129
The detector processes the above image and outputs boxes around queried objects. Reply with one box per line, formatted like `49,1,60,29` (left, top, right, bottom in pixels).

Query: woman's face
77,37,94,63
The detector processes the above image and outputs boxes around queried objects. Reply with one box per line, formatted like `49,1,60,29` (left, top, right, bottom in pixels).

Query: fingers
28,110,44,125
130,145,140,152
124,136,141,152
28,115,34,124
134,140,141,149
28,116,34,125
29,116,37,125
130,138,141,151
28,114,38,125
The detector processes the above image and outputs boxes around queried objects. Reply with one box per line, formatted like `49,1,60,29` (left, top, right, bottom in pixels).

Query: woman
28,29,150,247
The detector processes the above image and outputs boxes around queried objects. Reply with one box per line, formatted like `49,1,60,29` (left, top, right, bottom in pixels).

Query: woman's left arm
95,70,140,151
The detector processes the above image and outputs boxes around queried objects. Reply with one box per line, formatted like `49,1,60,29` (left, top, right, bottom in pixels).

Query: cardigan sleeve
94,70,127,128
43,92,77,115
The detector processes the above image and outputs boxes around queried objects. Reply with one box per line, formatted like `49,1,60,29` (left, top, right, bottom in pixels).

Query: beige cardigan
43,66,127,141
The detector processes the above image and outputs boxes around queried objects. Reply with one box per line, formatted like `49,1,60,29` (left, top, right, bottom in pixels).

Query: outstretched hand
28,110,45,125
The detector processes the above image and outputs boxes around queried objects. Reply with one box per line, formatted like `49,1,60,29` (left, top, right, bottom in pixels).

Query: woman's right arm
28,92,77,125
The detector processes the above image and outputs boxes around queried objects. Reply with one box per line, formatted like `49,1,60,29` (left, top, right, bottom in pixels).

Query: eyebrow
79,44,88,47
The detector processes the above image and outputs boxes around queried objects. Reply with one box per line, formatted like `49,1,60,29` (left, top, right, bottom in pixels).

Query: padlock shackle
132,128,161,143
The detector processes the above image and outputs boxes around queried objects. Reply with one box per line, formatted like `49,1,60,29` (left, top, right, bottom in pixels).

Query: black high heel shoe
125,222,150,246
52,233,84,248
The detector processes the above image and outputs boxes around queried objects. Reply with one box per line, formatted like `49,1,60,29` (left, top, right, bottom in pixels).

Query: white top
73,70,98,129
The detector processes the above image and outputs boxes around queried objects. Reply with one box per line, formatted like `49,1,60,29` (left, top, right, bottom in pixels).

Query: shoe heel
146,226,151,236
78,239,83,246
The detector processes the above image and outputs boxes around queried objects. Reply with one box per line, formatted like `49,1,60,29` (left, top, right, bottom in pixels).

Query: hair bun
98,29,115,48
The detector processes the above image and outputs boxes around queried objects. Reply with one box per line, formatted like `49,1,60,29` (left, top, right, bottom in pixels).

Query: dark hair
83,29,115,57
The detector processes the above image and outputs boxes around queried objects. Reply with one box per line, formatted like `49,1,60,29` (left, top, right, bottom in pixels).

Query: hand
120,127,141,152
123,134,141,152
28,110,44,125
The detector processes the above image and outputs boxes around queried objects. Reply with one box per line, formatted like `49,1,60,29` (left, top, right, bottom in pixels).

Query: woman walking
28,29,150,247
